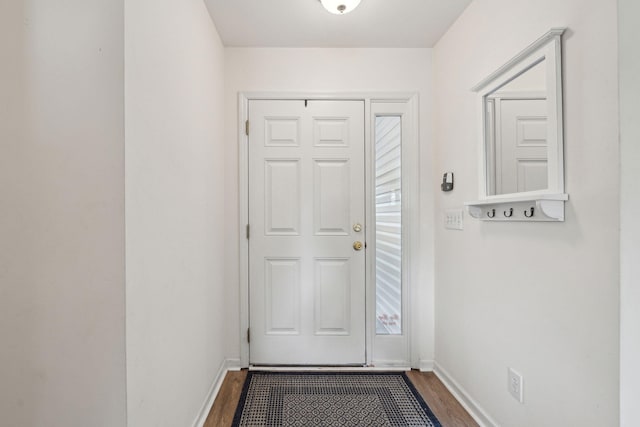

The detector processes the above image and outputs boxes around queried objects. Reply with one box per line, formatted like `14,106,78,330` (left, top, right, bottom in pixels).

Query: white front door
248,99,366,365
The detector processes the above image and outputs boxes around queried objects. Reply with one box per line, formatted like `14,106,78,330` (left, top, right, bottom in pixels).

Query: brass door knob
353,241,363,251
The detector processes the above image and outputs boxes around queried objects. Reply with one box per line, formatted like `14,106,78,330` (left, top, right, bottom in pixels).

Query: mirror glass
484,59,548,195
474,28,565,200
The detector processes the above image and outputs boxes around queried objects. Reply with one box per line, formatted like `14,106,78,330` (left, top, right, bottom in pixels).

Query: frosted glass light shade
320,0,362,15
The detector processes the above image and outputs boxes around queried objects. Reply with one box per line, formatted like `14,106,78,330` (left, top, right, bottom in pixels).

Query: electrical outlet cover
508,367,524,403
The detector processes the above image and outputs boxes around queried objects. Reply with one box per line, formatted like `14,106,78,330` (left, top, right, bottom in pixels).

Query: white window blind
374,116,402,335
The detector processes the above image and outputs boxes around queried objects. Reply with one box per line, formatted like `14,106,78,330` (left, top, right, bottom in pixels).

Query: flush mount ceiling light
320,0,362,15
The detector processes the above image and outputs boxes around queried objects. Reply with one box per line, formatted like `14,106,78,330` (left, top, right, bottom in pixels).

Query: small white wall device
441,172,454,192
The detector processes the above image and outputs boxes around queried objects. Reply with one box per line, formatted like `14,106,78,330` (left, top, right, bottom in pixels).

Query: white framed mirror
465,28,569,221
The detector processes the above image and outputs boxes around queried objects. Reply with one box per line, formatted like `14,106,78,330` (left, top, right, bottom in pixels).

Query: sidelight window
374,116,402,335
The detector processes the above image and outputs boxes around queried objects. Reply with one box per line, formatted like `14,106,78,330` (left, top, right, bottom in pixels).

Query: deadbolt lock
353,223,362,232
353,241,363,251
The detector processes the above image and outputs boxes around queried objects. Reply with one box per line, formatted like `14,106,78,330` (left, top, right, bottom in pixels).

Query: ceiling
204,0,473,48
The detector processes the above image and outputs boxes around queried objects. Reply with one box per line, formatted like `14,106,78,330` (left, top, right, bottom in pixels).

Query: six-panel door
248,99,365,365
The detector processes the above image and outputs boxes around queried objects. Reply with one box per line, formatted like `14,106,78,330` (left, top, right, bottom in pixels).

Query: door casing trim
238,92,420,368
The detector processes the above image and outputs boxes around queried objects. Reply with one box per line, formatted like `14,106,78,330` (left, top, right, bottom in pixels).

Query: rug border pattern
231,371,441,427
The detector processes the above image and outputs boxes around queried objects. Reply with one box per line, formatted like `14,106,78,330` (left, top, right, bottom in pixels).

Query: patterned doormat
232,371,442,426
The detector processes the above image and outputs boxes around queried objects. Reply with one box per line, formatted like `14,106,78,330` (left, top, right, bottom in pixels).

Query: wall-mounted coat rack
465,28,569,223
465,194,568,222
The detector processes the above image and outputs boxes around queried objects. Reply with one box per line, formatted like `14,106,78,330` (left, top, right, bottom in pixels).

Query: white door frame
238,92,420,368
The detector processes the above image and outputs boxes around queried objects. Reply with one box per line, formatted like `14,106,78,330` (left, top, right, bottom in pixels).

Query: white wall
619,0,640,425
433,1,619,426
125,0,227,425
224,48,435,366
0,1,126,426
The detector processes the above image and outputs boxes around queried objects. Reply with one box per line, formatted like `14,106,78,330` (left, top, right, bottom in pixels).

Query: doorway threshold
249,365,410,372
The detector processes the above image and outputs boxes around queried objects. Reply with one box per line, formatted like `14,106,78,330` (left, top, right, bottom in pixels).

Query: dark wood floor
204,369,479,427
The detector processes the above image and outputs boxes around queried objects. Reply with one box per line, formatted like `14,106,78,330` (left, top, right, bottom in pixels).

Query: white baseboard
418,359,434,372
226,358,242,371
192,358,241,427
433,362,498,427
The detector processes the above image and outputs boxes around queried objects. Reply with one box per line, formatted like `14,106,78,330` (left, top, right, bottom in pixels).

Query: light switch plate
444,208,464,230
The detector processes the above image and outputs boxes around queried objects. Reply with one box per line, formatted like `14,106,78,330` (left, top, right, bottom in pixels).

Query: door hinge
246,224,250,239
245,120,249,136
247,328,250,343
